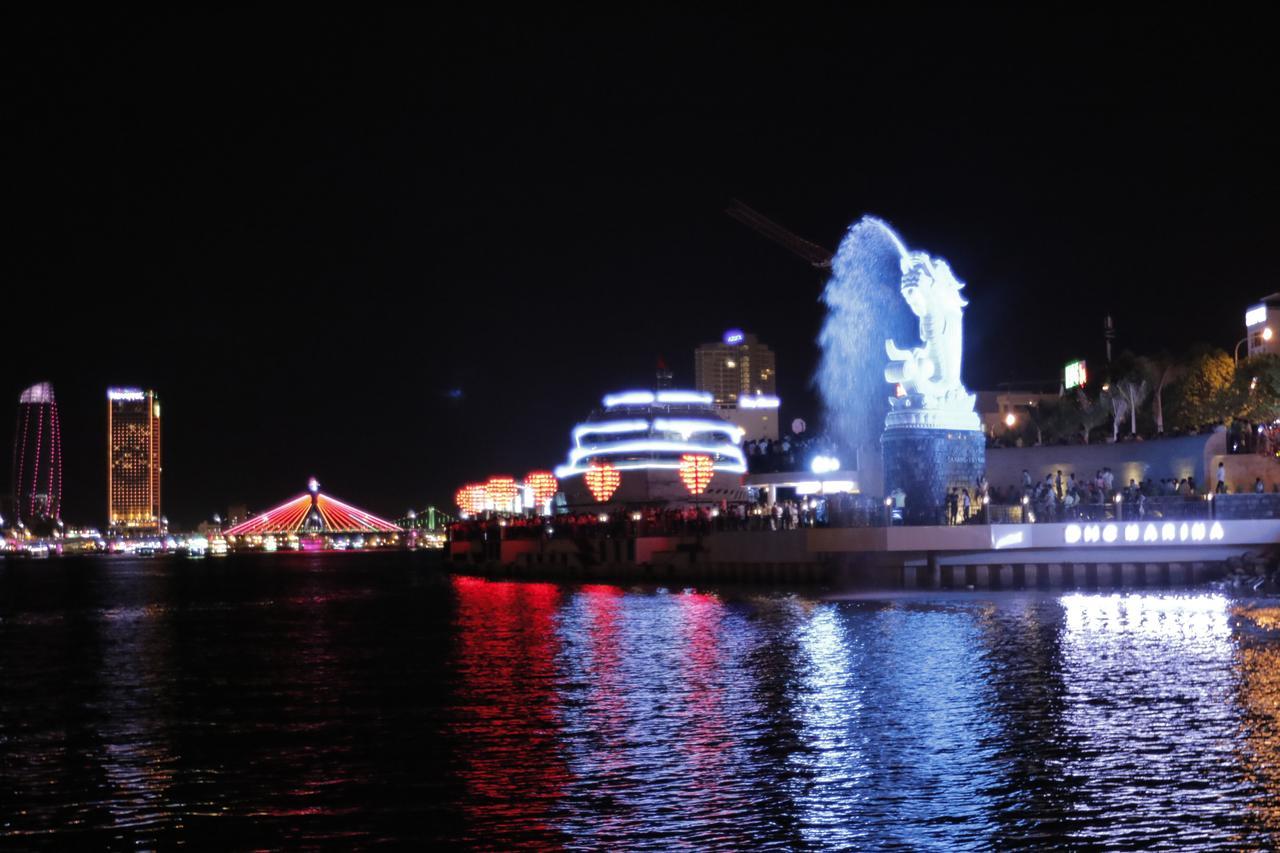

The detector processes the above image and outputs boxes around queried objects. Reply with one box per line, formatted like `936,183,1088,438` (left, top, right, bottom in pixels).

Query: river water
3,553,1280,849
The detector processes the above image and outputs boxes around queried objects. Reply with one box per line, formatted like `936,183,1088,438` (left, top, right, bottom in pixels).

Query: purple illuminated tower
12,381,63,530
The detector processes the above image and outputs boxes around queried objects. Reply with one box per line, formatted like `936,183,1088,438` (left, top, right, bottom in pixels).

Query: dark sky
4,10,1276,526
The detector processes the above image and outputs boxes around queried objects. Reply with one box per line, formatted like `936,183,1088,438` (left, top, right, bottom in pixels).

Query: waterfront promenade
448,495,1280,588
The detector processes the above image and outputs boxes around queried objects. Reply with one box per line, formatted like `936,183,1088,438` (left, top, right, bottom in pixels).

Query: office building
107,388,162,532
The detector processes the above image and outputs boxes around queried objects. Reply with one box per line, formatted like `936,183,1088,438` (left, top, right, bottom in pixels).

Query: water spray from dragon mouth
815,215,915,485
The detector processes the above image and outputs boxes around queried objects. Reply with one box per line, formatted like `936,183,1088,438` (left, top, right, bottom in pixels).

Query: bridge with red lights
225,478,401,548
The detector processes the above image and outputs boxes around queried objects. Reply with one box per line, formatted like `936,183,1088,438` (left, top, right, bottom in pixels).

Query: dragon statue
884,250,977,419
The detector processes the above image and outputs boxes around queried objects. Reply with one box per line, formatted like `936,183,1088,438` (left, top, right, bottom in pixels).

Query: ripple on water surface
2,555,1280,848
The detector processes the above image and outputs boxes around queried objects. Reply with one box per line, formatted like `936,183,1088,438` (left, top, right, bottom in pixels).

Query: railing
446,494,1280,543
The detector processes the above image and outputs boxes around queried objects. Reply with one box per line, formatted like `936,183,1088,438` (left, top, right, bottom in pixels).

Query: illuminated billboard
1246,304,1268,327
1064,360,1087,389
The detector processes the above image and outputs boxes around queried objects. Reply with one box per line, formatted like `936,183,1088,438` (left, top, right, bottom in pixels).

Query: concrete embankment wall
450,530,1235,589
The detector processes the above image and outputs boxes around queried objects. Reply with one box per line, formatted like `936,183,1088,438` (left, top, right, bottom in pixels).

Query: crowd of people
968,466,1277,524
448,500,829,542
744,434,837,474
1231,420,1280,457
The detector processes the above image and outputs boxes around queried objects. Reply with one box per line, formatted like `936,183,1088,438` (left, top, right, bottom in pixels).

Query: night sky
5,11,1276,526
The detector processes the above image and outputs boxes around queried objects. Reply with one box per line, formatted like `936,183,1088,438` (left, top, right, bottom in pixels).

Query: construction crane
725,198,834,269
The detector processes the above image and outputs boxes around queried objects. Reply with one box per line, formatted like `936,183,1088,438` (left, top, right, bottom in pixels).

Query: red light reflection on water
580,584,626,736
448,576,571,845
673,591,731,780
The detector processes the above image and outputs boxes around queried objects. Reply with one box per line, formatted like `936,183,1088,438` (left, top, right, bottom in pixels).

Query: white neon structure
603,390,655,407
562,440,746,473
602,389,715,408
655,390,713,405
572,419,650,444
652,418,743,441
739,394,781,409
558,390,747,478
107,388,146,401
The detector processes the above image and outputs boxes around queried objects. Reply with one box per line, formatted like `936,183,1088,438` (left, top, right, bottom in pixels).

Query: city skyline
6,11,1276,522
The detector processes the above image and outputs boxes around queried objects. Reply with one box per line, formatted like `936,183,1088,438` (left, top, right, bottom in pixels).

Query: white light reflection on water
1057,592,1247,847
790,601,1003,848
790,603,866,847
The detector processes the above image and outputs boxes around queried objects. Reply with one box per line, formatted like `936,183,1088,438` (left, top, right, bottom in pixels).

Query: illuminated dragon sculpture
884,248,978,429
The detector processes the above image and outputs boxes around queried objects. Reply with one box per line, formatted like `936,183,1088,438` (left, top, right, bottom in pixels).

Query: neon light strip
568,439,746,467
572,419,650,445
556,459,747,477
316,493,401,532
30,404,44,518
655,390,713,405
48,401,60,519
739,395,780,409
603,391,655,407
224,493,312,535
652,418,744,441
601,390,715,407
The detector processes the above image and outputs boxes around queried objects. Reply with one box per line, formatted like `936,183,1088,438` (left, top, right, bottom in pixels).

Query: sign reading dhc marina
1063,521,1225,546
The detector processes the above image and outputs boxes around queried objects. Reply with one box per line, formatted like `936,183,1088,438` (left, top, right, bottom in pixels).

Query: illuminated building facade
1245,294,1280,359
695,331,780,441
12,382,63,529
107,388,162,532
694,330,776,405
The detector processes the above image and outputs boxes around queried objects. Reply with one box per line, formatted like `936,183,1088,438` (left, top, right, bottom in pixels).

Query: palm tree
1114,377,1150,435
1073,390,1109,444
1107,391,1129,443
1140,352,1182,435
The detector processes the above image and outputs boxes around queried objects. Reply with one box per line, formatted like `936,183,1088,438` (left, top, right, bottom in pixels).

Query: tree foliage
1072,389,1110,444
1238,353,1280,423
1167,348,1235,430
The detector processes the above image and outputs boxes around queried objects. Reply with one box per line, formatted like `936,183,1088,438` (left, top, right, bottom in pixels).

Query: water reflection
1233,605,1280,845
1057,593,1256,847
6,559,1280,847
447,576,570,847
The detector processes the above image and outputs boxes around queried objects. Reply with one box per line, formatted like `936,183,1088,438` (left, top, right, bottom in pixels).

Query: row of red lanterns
455,471,559,515
456,455,715,513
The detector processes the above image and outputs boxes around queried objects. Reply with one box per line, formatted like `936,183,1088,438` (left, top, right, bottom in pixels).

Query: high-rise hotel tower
107,388,161,532
12,381,63,529
694,330,780,441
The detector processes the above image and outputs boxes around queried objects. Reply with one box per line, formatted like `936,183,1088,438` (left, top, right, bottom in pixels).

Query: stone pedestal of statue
881,395,985,526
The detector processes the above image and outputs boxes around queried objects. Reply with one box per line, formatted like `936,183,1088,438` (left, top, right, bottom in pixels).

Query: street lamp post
1236,326,1273,365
